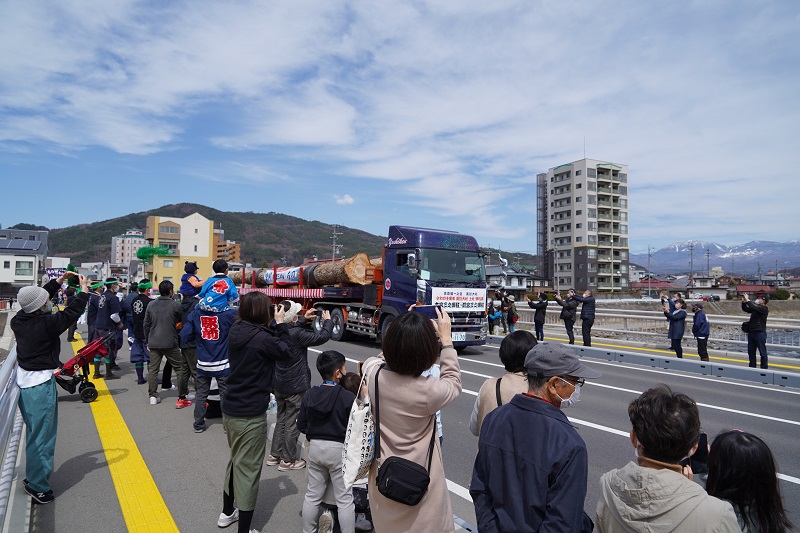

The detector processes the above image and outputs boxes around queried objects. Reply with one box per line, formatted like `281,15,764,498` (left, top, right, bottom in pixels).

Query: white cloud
0,0,798,251
335,194,355,205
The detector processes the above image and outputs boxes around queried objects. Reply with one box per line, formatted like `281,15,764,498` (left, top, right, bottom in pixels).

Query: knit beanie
18,286,50,313
283,300,303,324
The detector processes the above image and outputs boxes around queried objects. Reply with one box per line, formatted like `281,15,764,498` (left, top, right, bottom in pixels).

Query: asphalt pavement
20,324,800,532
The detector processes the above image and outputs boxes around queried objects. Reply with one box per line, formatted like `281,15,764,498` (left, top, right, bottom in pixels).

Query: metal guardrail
0,345,21,530
515,306,800,354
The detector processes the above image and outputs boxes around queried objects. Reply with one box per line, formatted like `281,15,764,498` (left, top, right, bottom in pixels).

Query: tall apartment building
111,228,146,264
213,228,241,263
144,213,215,284
536,159,630,292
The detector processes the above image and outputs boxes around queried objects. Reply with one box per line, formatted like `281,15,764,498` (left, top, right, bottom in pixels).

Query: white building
537,158,630,292
111,228,146,264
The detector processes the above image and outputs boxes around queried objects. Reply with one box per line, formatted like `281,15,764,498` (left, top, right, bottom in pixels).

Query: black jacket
297,383,356,443
11,280,89,371
131,293,151,341
571,294,596,321
557,297,578,322
223,320,293,417
274,318,334,396
742,301,769,332
179,296,199,348
527,299,548,323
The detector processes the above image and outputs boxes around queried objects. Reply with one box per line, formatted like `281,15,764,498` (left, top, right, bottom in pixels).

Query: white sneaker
161,385,178,391
217,507,239,528
318,508,333,533
355,512,372,531
187,393,195,400
149,396,161,405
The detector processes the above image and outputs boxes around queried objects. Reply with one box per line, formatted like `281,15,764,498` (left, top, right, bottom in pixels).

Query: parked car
702,295,720,301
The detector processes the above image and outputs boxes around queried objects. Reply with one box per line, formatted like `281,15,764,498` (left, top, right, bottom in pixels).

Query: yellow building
144,213,215,284
213,228,241,263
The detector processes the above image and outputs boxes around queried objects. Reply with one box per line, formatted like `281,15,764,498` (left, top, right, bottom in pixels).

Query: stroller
54,331,114,403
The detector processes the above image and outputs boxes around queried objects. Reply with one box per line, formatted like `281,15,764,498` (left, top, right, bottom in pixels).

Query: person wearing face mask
92,277,124,378
741,293,769,369
471,342,601,532
595,385,740,532
11,271,90,504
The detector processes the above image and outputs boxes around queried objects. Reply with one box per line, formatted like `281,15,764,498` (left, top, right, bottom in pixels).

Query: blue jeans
747,331,768,368
18,377,58,493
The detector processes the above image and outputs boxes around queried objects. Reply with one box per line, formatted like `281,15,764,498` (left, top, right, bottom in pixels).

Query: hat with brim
18,286,50,313
524,342,602,379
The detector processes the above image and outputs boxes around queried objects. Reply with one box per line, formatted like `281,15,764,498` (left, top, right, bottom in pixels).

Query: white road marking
447,479,473,501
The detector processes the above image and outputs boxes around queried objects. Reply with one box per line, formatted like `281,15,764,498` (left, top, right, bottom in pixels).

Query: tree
773,288,790,301
136,246,171,265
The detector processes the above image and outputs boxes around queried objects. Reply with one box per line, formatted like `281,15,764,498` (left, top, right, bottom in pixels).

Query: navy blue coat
471,394,594,533
664,308,687,339
692,310,710,338
571,294,596,321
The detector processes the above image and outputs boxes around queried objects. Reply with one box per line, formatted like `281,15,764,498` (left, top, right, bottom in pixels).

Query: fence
0,346,22,531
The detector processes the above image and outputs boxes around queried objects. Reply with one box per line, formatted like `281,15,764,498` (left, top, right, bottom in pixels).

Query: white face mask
556,377,580,408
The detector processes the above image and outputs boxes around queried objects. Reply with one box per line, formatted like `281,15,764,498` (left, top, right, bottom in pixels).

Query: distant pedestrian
65,287,78,342
571,289,596,347
122,281,138,347
741,293,769,369
526,292,548,341
93,278,123,379
496,290,508,333
486,303,501,335
506,295,518,333
11,272,89,504
691,302,710,362
130,280,152,385
216,293,291,533
178,292,200,399
554,291,578,344
471,342,601,532
144,280,188,407
86,280,104,342
179,261,204,299
469,330,537,436
664,298,687,358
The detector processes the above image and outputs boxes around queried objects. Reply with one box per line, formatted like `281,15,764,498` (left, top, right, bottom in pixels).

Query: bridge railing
0,345,22,531
515,306,800,352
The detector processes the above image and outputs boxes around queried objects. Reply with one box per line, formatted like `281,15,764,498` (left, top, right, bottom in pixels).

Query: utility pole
647,245,653,297
688,243,695,291
705,248,711,276
330,225,343,261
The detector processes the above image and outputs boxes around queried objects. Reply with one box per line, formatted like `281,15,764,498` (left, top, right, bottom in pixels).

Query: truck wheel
380,315,395,342
330,308,349,342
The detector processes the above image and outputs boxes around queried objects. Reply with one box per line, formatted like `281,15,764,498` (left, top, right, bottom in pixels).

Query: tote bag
342,358,380,488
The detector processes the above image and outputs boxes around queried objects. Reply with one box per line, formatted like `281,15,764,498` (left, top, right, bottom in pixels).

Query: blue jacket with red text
180,307,238,377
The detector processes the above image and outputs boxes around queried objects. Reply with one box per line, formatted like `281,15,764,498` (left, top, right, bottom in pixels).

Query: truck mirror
407,253,417,272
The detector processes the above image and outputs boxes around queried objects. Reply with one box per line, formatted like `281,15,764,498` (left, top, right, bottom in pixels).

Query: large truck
238,225,488,349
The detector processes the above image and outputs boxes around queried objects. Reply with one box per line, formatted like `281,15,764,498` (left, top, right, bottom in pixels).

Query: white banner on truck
431,287,486,312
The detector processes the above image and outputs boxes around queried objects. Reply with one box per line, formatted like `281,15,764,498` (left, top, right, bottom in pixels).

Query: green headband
90,281,104,290
104,278,119,285
137,281,153,290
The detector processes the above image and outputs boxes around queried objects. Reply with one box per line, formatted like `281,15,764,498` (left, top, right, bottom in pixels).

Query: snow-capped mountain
630,240,800,275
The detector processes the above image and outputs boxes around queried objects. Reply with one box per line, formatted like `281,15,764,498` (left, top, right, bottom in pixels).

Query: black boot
105,363,119,380
93,364,103,379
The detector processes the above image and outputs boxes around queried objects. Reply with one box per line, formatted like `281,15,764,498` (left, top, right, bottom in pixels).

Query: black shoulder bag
374,364,436,506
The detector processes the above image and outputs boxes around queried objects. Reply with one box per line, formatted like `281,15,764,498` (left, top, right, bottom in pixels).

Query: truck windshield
417,249,486,283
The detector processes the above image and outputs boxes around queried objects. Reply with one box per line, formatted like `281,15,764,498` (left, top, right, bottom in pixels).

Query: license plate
451,332,466,342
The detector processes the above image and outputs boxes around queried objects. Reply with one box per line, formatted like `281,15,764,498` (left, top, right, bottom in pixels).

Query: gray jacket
595,459,740,533
143,296,183,349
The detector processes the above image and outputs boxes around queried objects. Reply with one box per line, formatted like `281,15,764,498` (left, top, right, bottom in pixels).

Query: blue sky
1,0,798,256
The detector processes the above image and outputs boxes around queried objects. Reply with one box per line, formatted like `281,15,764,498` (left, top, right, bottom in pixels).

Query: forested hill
38,203,387,265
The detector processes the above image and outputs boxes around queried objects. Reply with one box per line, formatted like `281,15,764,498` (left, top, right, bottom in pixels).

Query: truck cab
381,226,488,349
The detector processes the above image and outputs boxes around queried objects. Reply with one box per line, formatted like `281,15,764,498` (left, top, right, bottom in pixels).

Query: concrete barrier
711,365,772,385
615,351,660,368
773,371,800,388
661,358,713,375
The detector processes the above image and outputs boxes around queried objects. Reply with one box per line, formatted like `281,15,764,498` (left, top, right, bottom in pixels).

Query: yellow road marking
71,338,179,532
539,331,800,371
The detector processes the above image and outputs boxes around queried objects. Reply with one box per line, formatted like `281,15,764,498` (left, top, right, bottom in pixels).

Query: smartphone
682,432,709,473
413,305,442,319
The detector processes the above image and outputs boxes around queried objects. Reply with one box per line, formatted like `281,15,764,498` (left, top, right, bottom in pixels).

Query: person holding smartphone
741,293,769,369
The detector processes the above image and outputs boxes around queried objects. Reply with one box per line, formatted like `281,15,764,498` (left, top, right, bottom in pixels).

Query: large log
231,253,376,288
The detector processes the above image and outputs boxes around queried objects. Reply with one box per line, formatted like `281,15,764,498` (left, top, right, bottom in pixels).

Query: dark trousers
500,313,507,333
67,321,78,340
696,338,709,361
534,321,544,341
581,319,593,347
488,320,495,335
564,319,575,344
747,331,768,369
671,338,683,358
270,392,304,463
194,375,227,430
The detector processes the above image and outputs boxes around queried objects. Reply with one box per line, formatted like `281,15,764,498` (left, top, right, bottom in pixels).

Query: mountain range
630,240,800,276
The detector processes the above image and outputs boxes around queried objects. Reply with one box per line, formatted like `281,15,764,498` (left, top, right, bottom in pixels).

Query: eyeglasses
559,376,585,388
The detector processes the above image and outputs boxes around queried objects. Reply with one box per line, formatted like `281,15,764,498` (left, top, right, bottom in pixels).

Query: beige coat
595,457,741,533
364,347,462,533
469,371,528,436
